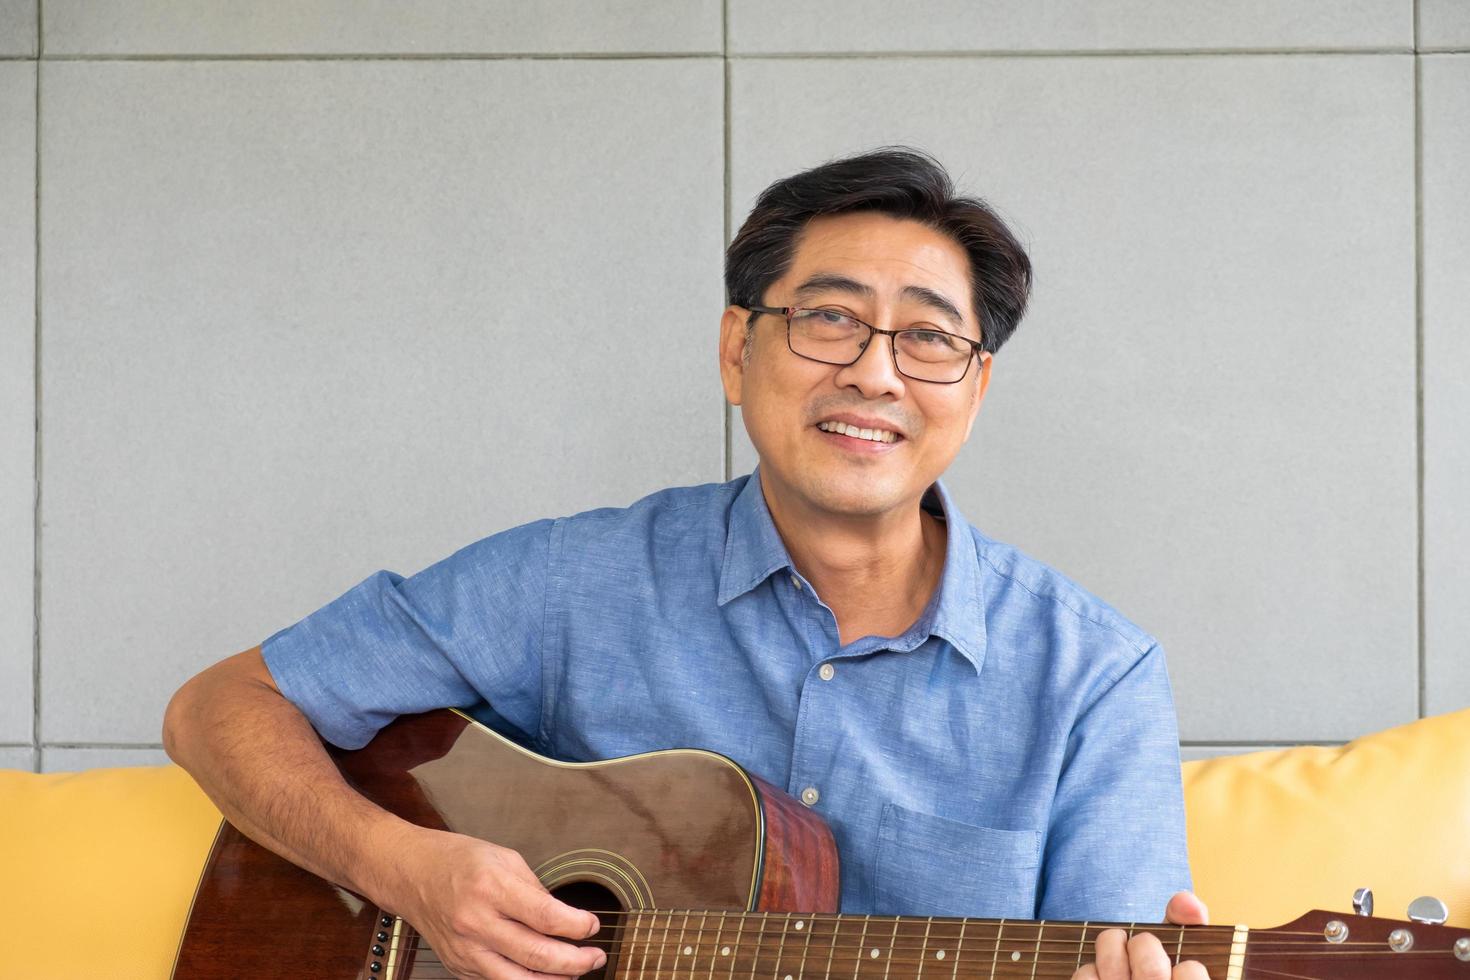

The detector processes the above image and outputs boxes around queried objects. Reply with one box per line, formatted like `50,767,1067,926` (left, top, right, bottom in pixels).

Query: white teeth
817,421,897,443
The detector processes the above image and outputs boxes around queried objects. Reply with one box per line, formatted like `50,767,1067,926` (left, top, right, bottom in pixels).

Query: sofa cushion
1182,706,1470,928
0,762,221,979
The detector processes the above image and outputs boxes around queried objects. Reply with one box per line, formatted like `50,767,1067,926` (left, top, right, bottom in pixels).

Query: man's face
720,211,993,521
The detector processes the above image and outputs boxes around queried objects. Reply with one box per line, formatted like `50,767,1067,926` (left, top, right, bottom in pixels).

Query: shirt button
791,575,802,591
818,663,835,681
800,786,820,807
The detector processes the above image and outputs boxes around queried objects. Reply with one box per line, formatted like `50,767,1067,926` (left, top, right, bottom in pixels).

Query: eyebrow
790,273,970,333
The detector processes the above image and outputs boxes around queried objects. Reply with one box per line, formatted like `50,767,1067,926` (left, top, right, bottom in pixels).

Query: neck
760,477,946,646
614,910,1240,980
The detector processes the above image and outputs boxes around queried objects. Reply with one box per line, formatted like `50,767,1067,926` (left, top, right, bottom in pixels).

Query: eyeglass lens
787,308,974,383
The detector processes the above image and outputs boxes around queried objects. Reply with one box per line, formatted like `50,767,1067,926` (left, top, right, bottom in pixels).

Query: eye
907,329,962,349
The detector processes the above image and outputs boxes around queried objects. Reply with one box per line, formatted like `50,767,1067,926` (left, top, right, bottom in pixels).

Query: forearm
162,647,416,905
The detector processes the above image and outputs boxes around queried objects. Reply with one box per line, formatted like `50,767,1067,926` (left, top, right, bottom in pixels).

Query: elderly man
164,147,1209,980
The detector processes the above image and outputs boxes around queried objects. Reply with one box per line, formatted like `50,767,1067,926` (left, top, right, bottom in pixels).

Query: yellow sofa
3,708,1468,979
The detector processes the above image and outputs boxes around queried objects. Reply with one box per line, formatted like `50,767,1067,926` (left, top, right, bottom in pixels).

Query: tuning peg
1352,888,1373,916
1407,896,1448,925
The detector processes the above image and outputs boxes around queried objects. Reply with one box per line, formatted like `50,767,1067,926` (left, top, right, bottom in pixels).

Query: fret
771,913,793,980
709,911,728,980
727,909,747,980
750,913,769,980
631,911,653,980
988,920,1004,980
880,917,900,980
886,915,928,980
820,910,840,980
948,919,965,980
691,913,709,980
653,911,677,980
1173,925,1184,967
852,915,871,980
915,917,932,980
671,911,693,980
1028,922,1043,980
794,913,815,980
1074,921,1089,974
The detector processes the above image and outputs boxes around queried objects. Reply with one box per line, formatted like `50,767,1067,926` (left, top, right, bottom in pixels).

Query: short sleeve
1036,642,1194,921
260,518,554,750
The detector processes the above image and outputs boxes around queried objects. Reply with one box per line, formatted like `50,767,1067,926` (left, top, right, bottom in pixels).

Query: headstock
1251,890,1469,980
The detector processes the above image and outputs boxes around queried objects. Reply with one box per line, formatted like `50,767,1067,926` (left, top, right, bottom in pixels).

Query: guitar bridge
362,911,410,978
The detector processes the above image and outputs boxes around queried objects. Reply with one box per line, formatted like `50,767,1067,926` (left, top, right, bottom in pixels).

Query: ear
719,306,751,406
961,352,992,441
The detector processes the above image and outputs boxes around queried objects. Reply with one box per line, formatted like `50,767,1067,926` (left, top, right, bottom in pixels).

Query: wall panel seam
41,742,167,749
30,0,43,774
38,52,722,62
25,48,1431,62
1413,0,1426,719
722,0,732,483
726,48,1413,59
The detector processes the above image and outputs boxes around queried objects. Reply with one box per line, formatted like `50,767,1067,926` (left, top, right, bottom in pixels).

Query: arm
163,645,406,893
164,645,604,980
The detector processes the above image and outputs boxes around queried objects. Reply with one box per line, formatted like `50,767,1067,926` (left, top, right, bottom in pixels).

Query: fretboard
614,910,1239,980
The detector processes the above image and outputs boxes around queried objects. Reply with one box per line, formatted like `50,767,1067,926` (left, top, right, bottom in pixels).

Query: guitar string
394,965,1342,980
442,908,1443,942
386,938,1457,964
388,919,1451,957
572,934,1456,954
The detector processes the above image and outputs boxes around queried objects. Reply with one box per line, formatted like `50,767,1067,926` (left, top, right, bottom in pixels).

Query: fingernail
595,952,608,969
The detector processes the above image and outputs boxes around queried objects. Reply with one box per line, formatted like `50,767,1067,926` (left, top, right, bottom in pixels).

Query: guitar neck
617,910,1242,980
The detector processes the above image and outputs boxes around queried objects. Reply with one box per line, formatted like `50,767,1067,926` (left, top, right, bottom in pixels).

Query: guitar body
172,708,840,979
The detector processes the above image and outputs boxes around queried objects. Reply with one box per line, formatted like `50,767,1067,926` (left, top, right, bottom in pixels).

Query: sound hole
553,881,626,980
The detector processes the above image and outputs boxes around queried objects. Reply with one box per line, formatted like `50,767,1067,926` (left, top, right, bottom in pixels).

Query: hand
383,827,608,980
1071,891,1211,980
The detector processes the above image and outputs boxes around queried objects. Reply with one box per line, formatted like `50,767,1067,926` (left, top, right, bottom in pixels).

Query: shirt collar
717,469,988,674
717,469,795,607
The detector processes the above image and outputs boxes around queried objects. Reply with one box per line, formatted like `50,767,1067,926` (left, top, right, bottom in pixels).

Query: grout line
721,0,733,482
1413,0,1426,719
31,1,42,774
730,47,1415,59
37,51,721,62
1179,740,1343,747
14,47,1440,62
41,742,167,750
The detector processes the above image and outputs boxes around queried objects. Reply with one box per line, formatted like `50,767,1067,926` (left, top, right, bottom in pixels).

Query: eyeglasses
746,305,985,384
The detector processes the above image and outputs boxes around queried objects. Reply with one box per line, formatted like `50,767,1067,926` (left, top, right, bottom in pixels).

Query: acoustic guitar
172,708,1469,979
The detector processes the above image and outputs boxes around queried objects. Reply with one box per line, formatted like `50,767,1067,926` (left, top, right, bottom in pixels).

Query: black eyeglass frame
744,305,987,385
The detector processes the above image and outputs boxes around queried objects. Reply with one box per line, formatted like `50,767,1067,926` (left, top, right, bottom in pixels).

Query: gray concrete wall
1,1,1465,772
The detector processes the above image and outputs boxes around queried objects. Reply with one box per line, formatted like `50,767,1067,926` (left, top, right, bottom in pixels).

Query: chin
801,475,911,518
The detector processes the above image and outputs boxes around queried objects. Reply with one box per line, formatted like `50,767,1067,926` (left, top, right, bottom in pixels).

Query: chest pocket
873,803,1042,918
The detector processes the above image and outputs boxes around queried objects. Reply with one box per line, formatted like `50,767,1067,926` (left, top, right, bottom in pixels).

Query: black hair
725,146,1032,354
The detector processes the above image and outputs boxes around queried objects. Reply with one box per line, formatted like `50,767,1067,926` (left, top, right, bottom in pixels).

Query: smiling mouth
816,420,900,444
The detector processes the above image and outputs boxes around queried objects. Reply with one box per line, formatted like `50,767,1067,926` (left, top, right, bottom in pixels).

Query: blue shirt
262,471,1192,921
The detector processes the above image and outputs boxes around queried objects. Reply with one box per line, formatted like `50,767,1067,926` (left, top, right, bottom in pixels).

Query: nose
832,330,907,401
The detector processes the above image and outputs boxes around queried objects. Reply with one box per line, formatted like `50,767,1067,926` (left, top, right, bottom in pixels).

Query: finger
490,914,608,975
507,879,603,940
1172,960,1209,980
1094,928,1129,980
1126,932,1171,980
445,943,583,980
1071,963,1100,980
1164,891,1209,926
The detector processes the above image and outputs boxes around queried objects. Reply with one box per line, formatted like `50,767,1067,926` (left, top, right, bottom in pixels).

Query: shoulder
966,524,1159,676
547,477,745,557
